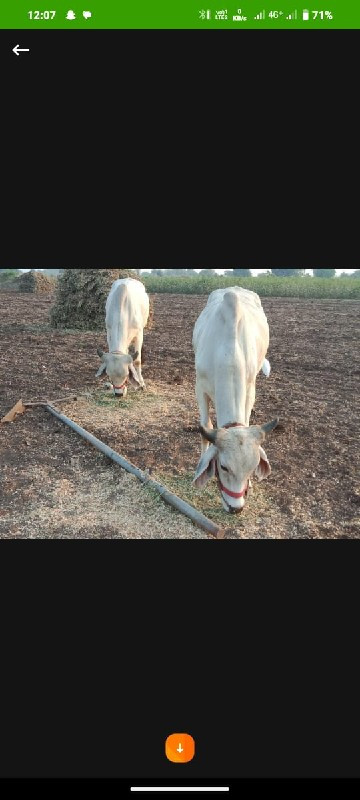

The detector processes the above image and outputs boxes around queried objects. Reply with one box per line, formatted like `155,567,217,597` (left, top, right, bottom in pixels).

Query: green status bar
1,1,360,29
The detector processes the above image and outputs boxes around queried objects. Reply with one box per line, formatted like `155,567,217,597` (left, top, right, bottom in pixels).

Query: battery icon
302,9,310,19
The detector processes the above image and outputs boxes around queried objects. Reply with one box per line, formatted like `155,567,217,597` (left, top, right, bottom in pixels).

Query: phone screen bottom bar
131,790,230,794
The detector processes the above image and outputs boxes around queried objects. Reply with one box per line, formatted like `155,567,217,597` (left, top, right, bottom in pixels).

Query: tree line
145,268,360,279
1,268,359,282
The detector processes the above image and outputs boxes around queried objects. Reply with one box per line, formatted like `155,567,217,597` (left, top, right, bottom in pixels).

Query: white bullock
193,286,278,513
96,278,150,397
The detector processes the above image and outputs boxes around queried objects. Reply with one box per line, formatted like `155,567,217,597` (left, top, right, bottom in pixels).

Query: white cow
193,286,278,513
96,278,150,397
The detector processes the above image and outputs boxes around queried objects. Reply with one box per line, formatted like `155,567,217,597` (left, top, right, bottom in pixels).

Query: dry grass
0,453,208,541
59,382,285,540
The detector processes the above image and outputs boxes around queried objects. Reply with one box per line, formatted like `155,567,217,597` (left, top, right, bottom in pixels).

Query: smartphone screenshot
1,1,359,795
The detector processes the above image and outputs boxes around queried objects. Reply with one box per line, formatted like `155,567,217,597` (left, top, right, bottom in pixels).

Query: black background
1,25,359,787
1,30,357,267
1,547,359,781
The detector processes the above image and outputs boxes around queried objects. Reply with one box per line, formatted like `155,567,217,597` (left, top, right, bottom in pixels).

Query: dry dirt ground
0,291,359,539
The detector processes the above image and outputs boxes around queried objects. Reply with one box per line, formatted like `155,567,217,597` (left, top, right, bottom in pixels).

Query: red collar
215,464,248,499
113,380,128,390
223,422,246,429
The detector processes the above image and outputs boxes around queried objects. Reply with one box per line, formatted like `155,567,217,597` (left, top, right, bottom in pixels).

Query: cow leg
245,384,256,428
133,331,146,388
246,384,256,491
196,385,212,454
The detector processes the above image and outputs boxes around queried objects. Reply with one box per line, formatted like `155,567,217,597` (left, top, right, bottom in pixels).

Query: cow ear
255,446,271,481
193,445,217,488
128,363,141,387
96,350,108,378
96,363,107,378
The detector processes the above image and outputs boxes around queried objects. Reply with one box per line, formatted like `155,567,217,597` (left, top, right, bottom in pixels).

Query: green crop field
143,276,360,300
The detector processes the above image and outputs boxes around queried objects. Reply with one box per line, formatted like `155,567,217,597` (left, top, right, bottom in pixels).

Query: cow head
96,349,141,397
193,419,279,513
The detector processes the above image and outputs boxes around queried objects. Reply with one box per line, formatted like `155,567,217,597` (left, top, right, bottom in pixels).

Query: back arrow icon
13,45,30,56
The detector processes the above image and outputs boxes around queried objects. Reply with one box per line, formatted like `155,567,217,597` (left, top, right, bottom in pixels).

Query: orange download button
166,733,195,764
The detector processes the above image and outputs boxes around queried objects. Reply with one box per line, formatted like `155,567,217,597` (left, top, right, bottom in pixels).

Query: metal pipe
45,403,224,539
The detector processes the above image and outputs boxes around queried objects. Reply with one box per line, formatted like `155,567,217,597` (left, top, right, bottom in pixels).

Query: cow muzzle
221,496,246,514
113,381,128,398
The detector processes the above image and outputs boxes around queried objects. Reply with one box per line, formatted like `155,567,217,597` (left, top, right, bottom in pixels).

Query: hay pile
51,269,153,331
18,269,55,293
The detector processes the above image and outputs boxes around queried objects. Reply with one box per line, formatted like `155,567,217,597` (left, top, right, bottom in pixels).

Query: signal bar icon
254,9,265,19
286,10,298,18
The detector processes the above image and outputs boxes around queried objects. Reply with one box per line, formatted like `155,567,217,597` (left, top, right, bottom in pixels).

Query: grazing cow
192,286,278,513
96,278,150,397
